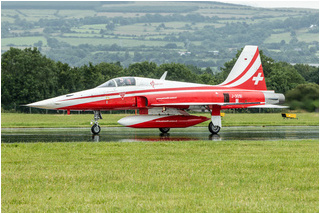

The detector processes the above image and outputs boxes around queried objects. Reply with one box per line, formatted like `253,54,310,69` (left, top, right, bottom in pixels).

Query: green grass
1,112,318,128
1,140,318,212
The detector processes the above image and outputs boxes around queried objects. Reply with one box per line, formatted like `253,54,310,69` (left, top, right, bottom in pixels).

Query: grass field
1,140,318,212
1,112,318,128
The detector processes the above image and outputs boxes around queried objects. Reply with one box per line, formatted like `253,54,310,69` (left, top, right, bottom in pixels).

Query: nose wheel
159,127,170,133
91,110,102,134
91,124,101,134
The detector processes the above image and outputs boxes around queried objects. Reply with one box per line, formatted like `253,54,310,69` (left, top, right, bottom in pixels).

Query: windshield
97,79,116,88
97,77,136,88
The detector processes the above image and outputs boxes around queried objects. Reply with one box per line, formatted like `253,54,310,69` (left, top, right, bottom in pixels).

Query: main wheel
159,127,170,133
208,122,220,134
91,124,101,134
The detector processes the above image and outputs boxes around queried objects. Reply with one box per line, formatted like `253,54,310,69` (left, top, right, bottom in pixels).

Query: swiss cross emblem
150,81,155,88
119,92,126,100
252,73,264,85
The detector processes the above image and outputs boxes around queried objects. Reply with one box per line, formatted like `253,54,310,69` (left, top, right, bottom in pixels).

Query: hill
1,1,319,70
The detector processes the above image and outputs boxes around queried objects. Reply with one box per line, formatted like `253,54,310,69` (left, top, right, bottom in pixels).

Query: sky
214,0,319,9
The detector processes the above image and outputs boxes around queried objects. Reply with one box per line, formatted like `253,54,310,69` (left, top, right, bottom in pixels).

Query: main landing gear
208,105,222,134
208,122,220,134
91,110,102,134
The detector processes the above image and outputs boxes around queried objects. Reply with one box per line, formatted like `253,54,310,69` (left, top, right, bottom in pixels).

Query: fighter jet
27,46,286,134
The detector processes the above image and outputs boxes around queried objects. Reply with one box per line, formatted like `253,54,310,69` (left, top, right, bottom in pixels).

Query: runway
1,126,318,143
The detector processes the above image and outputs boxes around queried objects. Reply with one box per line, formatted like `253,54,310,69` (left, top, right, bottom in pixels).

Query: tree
79,62,105,89
1,47,59,111
294,64,319,84
199,73,217,85
106,22,115,31
158,63,199,83
285,83,319,111
95,62,123,82
125,61,158,78
266,62,305,93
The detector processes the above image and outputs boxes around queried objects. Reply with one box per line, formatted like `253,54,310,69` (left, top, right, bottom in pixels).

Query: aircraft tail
219,45,267,91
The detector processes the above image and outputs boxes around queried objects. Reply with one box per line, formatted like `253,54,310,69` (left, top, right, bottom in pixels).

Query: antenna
160,71,167,80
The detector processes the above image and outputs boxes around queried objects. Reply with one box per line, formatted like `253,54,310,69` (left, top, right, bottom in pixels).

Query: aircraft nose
26,99,55,109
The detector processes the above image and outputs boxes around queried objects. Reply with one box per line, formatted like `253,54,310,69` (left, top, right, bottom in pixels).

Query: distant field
2,36,47,46
296,29,319,43
57,37,183,47
115,23,187,36
1,112,318,128
264,32,292,43
265,30,318,44
57,18,315,49
57,9,96,18
16,9,58,21
2,140,318,212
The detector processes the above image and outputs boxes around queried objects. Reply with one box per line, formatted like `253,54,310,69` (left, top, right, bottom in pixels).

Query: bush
286,83,319,112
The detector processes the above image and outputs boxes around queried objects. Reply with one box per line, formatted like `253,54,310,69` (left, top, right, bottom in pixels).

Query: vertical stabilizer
220,46,267,90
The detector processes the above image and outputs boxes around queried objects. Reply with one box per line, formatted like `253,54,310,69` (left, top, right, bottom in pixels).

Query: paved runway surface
2,126,319,143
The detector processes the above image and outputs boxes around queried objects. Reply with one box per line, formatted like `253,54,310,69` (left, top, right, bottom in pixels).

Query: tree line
1,47,318,112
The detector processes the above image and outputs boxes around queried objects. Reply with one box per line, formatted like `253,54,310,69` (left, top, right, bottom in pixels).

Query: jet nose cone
26,99,55,109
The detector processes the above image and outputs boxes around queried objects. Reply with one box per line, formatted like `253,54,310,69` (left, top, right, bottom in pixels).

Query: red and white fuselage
27,46,285,133
26,78,283,111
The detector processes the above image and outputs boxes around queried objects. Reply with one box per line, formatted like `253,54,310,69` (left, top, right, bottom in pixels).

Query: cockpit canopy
97,77,136,88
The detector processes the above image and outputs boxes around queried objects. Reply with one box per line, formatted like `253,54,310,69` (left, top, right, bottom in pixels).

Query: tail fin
220,45,267,90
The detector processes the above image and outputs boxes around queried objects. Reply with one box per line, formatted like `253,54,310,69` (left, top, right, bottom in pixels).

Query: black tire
159,127,170,133
91,124,101,134
208,122,220,134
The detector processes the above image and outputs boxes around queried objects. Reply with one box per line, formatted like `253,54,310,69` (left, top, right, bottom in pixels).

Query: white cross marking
252,73,263,85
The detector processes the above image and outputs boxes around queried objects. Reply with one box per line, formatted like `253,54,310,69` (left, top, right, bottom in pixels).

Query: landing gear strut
159,127,170,133
91,110,102,134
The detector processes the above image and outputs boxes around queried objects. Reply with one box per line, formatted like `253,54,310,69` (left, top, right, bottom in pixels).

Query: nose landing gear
159,127,170,133
91,123,101,134
91,110,102,134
